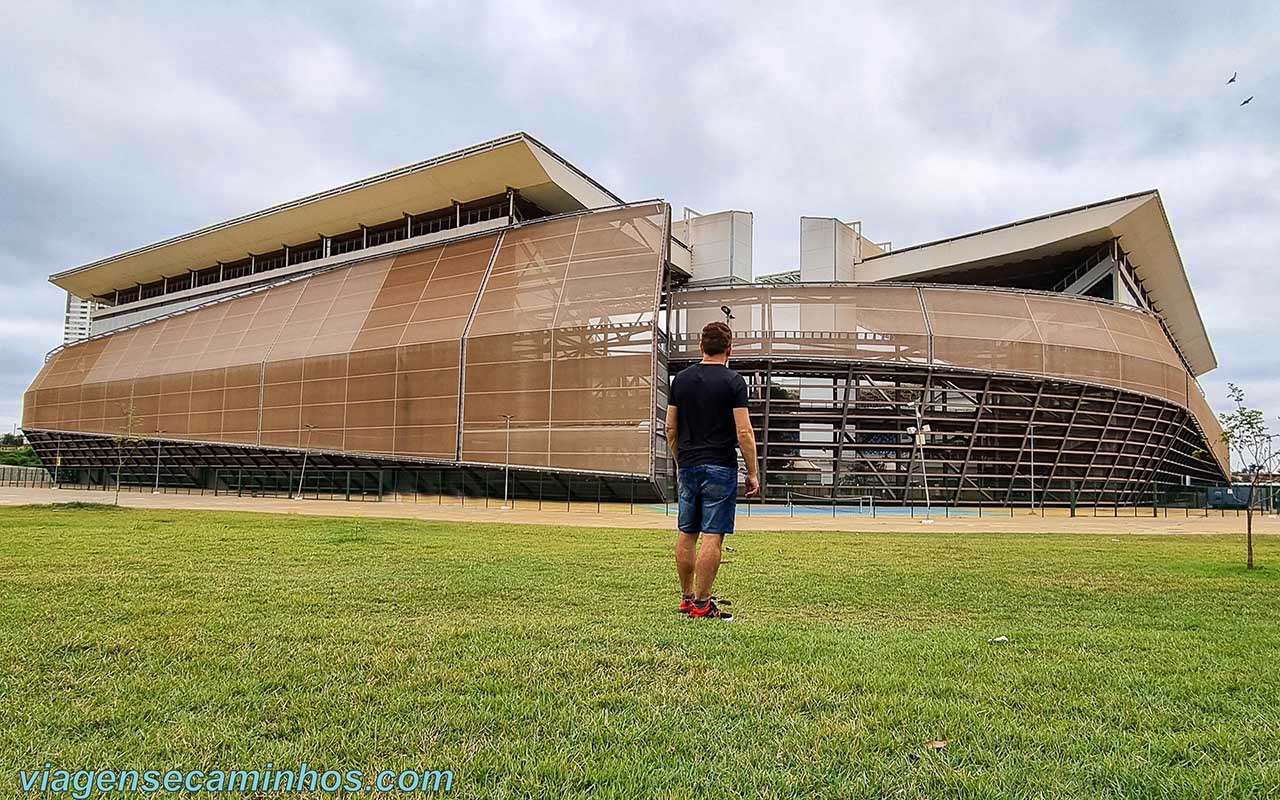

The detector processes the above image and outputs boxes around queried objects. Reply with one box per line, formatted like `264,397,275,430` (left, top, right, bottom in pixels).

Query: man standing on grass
665,321,759,621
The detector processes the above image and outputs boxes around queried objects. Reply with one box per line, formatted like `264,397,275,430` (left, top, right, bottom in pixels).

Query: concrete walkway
1,485,1274,535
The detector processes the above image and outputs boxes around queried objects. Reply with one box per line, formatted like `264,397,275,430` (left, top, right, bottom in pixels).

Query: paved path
1,485,1274,535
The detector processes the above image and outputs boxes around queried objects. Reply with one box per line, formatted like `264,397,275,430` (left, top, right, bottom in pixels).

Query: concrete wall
682,210,752,284
800,217,860,282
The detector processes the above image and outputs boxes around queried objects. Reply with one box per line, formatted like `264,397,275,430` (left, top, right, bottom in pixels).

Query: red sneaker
688,599,734,621
678,595,730,614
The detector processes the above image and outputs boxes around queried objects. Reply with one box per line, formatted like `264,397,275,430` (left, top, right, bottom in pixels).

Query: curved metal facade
21,207,1228,505
670,285,1228,505
22,203,668,481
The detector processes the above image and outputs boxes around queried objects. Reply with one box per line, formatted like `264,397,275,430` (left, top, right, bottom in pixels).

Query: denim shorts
677,464,738,534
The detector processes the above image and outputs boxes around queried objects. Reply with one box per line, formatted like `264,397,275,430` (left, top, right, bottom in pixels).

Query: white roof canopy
51,133,620,300
857,191,1217,376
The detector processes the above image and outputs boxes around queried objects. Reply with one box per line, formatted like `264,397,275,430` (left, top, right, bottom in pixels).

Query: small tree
112,405,146,507
0,446,40,467
1219,384,1278,569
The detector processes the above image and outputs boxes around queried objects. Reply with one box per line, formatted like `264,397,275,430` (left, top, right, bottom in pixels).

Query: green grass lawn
1,504,1278,798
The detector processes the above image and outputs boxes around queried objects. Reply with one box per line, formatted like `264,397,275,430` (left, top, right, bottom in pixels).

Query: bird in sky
1227,71,1238,84
1241,96,1254,106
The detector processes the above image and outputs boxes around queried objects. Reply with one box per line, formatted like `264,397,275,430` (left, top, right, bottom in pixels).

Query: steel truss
25,357,1226,508
686,359,1225,506
22,429,664,503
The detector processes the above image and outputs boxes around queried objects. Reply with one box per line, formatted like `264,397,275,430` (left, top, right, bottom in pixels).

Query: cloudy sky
2,1,1277,434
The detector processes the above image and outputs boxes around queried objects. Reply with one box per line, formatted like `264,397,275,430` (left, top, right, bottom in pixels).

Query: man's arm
665,403,679,472
733,406,760,497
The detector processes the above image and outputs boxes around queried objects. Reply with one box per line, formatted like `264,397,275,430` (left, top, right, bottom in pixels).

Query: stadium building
21,133,1229,506
62,294,101,343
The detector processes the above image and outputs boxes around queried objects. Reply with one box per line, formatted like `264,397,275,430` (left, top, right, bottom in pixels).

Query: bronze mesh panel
1187,382,1230,469
671,285,929,363
461,204,665,474
22,230,513,459
668,284,1226,476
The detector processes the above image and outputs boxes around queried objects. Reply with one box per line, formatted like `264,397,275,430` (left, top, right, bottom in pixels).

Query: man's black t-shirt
670,362,749,468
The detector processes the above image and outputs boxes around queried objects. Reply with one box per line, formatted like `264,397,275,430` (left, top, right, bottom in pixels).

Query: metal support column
953,374,993,504
1099,395,1149,505
760,361,773,496
1003,383,1045,506
1041,383,1088,504
830,364,856,498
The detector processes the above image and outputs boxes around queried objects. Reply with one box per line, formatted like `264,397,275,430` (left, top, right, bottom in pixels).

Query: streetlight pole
908,412,931,518
152,429,165,494
295,424,315,500
500,414,514,510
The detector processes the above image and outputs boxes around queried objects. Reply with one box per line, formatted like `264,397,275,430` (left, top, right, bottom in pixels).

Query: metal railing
0,466,52,487
4,467,1278,524
1049,244,1113,294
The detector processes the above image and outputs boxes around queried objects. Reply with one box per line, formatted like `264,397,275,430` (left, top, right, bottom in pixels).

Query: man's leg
675,531,698,596
675,467,702,608
693,533,724,600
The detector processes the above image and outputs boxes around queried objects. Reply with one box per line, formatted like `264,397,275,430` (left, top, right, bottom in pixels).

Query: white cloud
278,42,371,113
0,318,62,342
1,0,1279,437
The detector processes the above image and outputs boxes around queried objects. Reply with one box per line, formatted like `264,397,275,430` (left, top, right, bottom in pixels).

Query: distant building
62,293,100,343
23,133,1229,504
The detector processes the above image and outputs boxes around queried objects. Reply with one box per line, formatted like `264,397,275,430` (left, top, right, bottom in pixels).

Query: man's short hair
701,321,733,356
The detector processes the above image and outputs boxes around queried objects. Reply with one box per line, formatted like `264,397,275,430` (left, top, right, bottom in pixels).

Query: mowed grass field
1,505,1279,798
